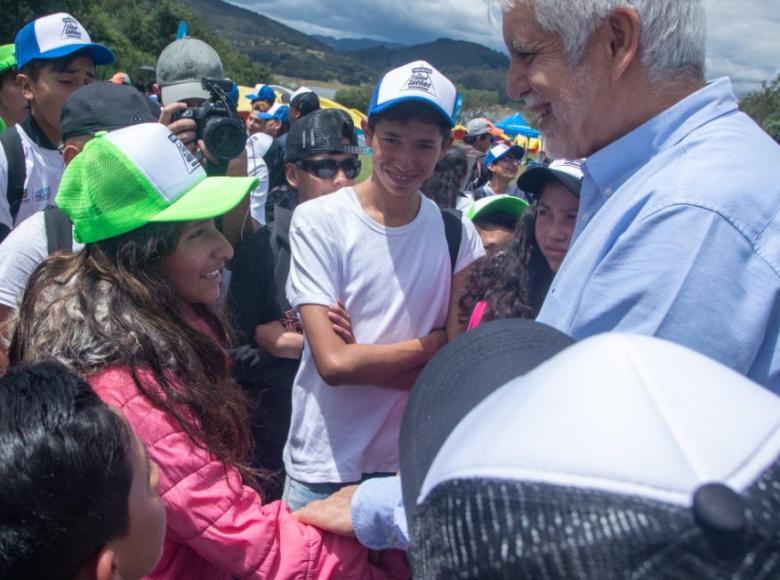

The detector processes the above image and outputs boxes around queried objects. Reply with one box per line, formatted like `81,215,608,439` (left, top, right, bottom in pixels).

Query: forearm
315,333,442,387
375,364,426,391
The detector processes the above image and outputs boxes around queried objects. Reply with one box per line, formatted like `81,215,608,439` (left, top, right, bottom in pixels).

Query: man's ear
285,162,300,189
604,6,641,81
62,143,83,165
76,546,118,580
360,119,370,139
16,73,35,102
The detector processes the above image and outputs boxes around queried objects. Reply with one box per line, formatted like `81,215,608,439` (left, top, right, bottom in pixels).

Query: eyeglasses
498,156,522,167
296,157,361,179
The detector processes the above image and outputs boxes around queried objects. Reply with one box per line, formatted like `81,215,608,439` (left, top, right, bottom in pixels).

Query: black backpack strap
43,206,72,255
441,208,463,274
1,127,26,224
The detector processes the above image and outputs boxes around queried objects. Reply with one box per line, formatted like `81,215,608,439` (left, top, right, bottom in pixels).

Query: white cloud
233,0,780,95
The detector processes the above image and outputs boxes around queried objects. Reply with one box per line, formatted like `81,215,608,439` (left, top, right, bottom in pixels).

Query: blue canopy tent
495,113,541,138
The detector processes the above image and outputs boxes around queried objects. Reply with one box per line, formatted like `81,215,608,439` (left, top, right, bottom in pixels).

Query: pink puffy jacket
90,366,407,579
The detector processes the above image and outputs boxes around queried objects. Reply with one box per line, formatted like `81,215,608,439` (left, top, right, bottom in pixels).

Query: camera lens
203,117,247,162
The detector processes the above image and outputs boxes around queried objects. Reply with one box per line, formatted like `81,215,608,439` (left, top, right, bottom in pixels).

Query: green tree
334,86,373,113
1,0,271,87
740,73,780,143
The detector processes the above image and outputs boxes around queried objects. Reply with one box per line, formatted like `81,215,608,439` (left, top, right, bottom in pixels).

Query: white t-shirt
284,186,485,482
246,133,271,226
0,210,82,308
0,123,64,229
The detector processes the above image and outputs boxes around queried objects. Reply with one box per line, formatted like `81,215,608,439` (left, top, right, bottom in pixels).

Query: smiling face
159,219,234,305
490,155,522,181
503,4,606,159
365,117,450,200
19,54,96,141
534,180,580,271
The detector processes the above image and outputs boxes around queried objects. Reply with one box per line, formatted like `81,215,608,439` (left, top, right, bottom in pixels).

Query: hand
253,321,304,359
159,102,198,154
293,484,358,537
422,328,447,356
328,300,355,344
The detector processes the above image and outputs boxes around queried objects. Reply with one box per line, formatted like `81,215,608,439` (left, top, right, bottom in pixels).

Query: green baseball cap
0,44,16,74
465,194,529,222
56,123,257,243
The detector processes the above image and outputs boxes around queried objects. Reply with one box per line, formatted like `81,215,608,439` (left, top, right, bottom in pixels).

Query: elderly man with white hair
502,0,780,392
291,0,780,557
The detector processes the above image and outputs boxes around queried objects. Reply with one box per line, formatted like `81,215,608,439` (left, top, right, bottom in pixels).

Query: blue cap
273,105,289,126
246,83,276,103
485,143,525,166
368,60,457,127
257,112,274,120
15,12,114,71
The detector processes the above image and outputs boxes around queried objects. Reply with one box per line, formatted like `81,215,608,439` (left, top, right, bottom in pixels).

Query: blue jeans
282,472,394,511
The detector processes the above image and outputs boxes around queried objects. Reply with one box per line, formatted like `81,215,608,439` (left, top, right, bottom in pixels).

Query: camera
172,78,246,163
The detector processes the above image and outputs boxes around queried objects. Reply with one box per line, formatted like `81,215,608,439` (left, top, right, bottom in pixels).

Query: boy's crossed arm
299,264,473,389
299,304,446,388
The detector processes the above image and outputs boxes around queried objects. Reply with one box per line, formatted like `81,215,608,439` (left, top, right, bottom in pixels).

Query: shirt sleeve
0,144,12,230
351,475,409,551
454,214,485,274
286,205,340,309
0,212,49,308
563,203,780,387
247,152,269,226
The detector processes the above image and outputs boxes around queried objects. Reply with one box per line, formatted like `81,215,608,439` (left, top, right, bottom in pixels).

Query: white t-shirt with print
284,186,485,483
0,210,82,308
0,123,64,229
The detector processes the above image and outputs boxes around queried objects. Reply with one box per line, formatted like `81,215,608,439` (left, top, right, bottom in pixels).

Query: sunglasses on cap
296,157,362,180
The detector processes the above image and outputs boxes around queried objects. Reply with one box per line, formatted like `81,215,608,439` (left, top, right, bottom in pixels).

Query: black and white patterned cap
285,108,359,163
404,328,780,579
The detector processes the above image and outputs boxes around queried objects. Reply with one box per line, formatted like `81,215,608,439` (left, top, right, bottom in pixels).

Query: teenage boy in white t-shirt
283,61,485,509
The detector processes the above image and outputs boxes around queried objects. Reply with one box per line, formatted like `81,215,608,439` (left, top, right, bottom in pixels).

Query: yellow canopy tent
237,85,367,129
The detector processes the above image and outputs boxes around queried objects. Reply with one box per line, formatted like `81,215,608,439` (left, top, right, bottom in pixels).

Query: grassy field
357,153,373,182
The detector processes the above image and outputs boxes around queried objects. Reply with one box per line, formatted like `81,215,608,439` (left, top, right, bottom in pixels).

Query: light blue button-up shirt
537,78,780,392
351,77,780,551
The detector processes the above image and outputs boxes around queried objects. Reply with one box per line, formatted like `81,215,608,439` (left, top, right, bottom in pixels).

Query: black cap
399,318,575,524
290,91,321,118
517,159,584,200
285,108,359,163
60,82,159,142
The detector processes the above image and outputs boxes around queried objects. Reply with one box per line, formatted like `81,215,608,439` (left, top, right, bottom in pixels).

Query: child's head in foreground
0,362,165,580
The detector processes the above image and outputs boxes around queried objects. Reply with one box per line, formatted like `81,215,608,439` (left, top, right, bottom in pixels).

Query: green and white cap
56,122,257,243
465,194,529,221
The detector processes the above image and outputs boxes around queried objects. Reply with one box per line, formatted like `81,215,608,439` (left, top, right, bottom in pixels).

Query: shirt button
581,212,591,223
604,187,614,197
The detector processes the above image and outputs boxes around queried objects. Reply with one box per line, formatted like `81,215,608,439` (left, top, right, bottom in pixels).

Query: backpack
441,208,462,274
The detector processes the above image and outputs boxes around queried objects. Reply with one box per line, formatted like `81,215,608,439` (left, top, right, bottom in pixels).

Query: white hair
503,0,706,82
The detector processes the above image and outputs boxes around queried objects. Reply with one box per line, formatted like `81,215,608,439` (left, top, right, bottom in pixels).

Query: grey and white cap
156,38,223,104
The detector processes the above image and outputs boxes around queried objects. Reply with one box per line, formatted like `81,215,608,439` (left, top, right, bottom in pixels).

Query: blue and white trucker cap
368,60,457,127
15,13,114,71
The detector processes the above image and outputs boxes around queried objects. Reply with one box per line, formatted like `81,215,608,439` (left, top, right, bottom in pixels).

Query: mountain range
180,0,508,91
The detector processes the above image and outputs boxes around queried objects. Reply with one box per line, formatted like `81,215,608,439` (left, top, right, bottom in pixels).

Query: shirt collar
20,113,58,151
583,77,738,200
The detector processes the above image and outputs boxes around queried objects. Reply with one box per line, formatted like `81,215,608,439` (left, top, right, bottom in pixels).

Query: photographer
156,37,251,246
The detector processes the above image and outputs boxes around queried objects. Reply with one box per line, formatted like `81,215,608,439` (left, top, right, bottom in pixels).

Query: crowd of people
1,0,779,578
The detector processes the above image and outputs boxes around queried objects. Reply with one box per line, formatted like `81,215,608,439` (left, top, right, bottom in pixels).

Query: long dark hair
421,147,468,209
460,207,555,322
9,221,261,490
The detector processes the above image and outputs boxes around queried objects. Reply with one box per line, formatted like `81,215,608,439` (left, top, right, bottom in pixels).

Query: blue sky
229,0,780,96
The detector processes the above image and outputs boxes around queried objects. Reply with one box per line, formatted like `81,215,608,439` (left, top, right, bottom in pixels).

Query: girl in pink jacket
7,124,406,579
